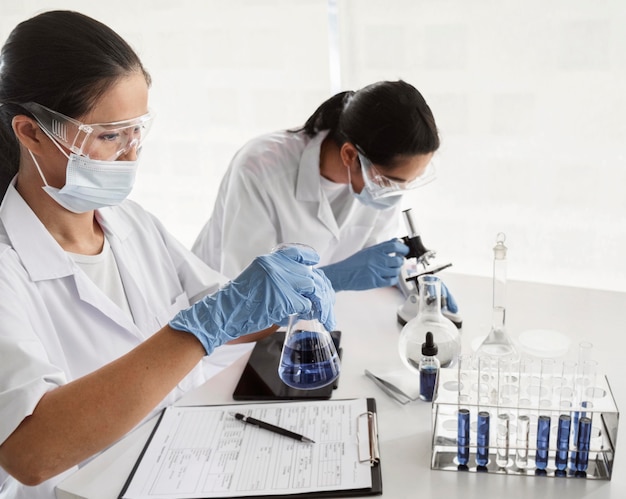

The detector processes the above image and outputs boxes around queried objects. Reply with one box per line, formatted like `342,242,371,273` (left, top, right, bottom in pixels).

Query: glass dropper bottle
476,233,518,359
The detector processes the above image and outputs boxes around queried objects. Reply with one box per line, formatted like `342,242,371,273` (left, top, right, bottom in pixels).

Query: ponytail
292,91,354,139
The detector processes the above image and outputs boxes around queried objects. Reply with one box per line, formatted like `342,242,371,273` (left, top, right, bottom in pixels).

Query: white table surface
56,272,626,499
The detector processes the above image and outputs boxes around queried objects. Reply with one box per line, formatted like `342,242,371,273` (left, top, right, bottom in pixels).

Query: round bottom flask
398,274,461,370
278,317,341,389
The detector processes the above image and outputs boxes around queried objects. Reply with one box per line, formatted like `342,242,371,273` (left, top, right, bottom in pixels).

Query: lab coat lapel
71,270,145,338
1,185,144,337
1,183,75,282
295,132,340,238
96,209,162,335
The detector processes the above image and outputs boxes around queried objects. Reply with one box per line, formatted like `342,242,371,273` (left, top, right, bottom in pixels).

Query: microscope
396,208,462,329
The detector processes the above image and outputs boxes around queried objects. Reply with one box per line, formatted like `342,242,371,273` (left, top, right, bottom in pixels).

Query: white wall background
1,0,625,293
337,0,626,292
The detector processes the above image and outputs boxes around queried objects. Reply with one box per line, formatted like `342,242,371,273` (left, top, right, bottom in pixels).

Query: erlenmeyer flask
476,233,518,359
398,274,461,370
278,315,341,389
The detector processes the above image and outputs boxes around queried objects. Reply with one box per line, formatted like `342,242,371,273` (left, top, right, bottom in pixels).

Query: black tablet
232,330,342,401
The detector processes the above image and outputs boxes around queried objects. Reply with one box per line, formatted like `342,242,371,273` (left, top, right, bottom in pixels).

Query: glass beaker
398,274,461,370
278,315,341,390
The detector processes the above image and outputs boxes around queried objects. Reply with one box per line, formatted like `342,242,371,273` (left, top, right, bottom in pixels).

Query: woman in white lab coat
0,11,334,499
193,80,446,293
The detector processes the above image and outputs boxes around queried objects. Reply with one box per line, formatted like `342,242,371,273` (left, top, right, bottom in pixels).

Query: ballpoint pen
232,413,315,443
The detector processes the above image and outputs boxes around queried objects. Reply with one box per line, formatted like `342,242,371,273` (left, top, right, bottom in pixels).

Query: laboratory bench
56,272,626,498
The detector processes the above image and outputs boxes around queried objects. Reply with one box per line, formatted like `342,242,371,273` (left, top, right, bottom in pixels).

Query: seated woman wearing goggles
0,11,334,498
193,80,448,295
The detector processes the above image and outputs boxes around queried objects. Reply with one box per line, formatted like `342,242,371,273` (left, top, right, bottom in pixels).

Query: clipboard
118,398,382,498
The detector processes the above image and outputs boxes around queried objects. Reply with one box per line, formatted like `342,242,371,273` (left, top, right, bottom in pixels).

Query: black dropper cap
422,331,438,356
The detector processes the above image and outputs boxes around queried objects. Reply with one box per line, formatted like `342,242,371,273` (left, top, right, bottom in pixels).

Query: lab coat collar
0,182,146,336
0,181,133,281
95,204,133,242
295,130,328,202
295,130,340,237
0,181,75,281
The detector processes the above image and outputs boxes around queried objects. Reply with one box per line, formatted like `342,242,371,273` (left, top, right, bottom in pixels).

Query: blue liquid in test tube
570,401,588,469
457,408,470,466
555,414,571,471
535,415,551,470
576,417,592,471
476,411,490,467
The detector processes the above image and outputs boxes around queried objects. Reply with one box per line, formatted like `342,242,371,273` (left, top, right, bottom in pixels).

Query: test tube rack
430,361,619,479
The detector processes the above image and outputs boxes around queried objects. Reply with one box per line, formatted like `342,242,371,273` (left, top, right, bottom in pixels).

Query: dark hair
0,10,151,197
296,80,439,167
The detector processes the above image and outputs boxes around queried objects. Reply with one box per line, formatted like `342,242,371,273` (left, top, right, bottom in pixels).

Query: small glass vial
419,331,440,401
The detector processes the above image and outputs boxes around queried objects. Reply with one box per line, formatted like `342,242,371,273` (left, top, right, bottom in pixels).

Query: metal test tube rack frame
430,358,619,479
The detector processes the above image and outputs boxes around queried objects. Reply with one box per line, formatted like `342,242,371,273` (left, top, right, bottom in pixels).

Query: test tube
476,411,490,467
457,354,473,405
570,359,595,470
515,357,533,469
578,341,593,365
574,341,593,412
496,413,510,468
516,357,533,405
535,415,551,470
581,359,598,405
573,361,597,441
478,356,496,406
576,417,592,472
457,408,470,466
498,356,516,406
456,354,472,466
538,359,555,409
526,359,541,407
557,361,576,410
515,414,530,469
555,414,571,471
496,357,513,468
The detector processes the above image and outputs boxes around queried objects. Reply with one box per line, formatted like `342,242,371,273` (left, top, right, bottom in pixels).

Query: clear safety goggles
358,152,436,199
22,102,154,161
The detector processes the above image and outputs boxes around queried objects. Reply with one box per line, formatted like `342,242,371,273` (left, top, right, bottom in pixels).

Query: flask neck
285,317,328,336
491,245,507,331
417,278,443,315
419,294,442,314
491,305,506,331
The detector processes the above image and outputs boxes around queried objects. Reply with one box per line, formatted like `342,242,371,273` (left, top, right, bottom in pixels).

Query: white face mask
347,166,402,210
351,183,402,209
29,149,138,214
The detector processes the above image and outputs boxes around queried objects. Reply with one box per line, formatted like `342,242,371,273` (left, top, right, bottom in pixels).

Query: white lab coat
0,182,230,499
192,129,402,278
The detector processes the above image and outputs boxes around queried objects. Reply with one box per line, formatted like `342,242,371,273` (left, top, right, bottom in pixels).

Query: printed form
120,398,373,498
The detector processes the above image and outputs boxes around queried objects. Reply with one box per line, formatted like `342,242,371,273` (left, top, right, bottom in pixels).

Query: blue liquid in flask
278,329,340,389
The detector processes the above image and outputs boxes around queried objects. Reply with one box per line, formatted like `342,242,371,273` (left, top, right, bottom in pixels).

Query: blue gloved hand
321,239,409,291
440,281,459,314
169,245,336,355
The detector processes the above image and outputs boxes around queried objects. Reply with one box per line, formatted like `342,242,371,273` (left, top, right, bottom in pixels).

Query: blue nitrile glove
169,245,336,355
440,281,459,314
321,239,410,291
